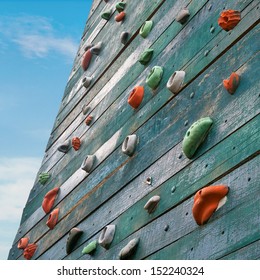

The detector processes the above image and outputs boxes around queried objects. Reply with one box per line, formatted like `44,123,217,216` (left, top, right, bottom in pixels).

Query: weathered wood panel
8,0,260,260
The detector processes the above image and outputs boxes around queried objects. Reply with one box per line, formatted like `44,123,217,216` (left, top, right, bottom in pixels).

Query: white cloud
0,15,78,59
0,157,41,221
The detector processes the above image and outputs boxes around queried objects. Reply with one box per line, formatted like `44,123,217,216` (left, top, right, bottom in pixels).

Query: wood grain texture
8,0,260,260
24,0,257,219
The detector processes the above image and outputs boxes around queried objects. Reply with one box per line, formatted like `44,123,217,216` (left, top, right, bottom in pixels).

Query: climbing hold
192,185,229,225
46,208,59,230
84,43,93,52
145,177,152,185
176,8,190,24
128,85,144,109
218,10,241,31
38,172,51,185
119,238,139,260
139,20,153,38
57,139,70,153
204,50,209,56
82,240,97,255
42,187,59,214
66,228,83,254
85,115,93,125
17,237,29,249
223,72,240,94
81,155,96,173
138,48,154,65
82,104,91,115
90,41,102,55
81,49,92,71
72,137,81,151
122,134,137,156
23,243,37,260
146,66,163,89
144,195,160,214
101,9,112,20
82,76,92,89
210,26,215,33
98,224,116,249
164,224,169,232
120,31,130,44
115,12,126,22
167,70,185,94
116,2,126,13
182,117,213,159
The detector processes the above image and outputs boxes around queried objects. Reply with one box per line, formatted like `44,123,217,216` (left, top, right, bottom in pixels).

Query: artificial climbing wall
9,0,260,260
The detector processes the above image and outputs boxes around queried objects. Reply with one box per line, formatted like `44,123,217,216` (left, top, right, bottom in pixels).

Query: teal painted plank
220,240,260,260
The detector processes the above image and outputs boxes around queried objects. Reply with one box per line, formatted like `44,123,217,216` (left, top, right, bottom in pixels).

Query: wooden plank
13,21,257,254
23,1,258,225
220,239,260,260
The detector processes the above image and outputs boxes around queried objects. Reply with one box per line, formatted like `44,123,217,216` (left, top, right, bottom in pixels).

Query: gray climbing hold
82,104,91,115
82,76,92,88
144,195,160,214
81,155,96,173
90,41,102,55
57,140,70,153
120,31,130,45
145,177,152,185
122,134,137,156
66,227,83,254
84,43,93,51
98,224,116,249
119,238,139,260
176,8,190,24
167,70,185,94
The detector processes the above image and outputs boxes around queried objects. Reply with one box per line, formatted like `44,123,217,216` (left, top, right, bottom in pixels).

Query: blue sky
0,0,92,259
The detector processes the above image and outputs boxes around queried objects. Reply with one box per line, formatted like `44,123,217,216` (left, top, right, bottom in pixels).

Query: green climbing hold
139,48,154,65
116,2,126,13
182,117,213,159
82,240,97,255
139,21,153,38
38,172,51,185
146,66,163,89
101,9,112,20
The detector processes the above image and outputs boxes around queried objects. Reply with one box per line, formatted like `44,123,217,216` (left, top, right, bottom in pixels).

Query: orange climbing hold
42,187,60,214
85,115,93,125
218,10,241,31
81,49,92,71
128,86,144,109
72,137,81,151
223,72,240,94
23,243,37,260
46,208,59,229
192,185,229,225
17,237,29,249
115,12,126,22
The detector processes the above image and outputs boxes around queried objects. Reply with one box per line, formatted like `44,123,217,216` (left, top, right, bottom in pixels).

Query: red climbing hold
223,72,240,94
42,187,60,214
81,49,92,71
